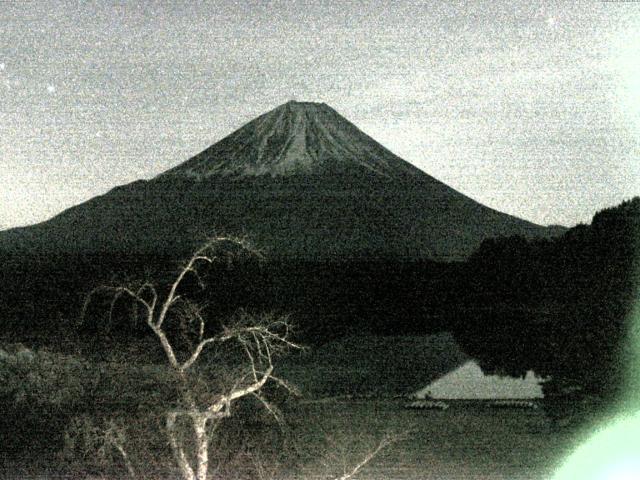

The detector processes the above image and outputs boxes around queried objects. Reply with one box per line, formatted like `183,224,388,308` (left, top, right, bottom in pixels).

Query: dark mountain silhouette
0,101,563,261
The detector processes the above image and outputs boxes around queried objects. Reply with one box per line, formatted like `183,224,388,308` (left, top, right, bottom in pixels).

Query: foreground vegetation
0,347,579,480
0,342,411,479
1,237,398,479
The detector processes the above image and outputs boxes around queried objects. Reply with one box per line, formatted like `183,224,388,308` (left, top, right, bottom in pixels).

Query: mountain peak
160,101,423,179
284,99,327,107
279,100,331,113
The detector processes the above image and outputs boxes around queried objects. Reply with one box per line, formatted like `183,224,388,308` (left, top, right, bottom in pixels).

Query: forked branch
331,433,400,480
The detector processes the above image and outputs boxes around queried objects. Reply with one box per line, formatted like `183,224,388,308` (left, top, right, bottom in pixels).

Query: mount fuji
0,101,563,261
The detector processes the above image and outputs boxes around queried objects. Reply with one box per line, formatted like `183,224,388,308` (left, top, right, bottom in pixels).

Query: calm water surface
288,400,579,480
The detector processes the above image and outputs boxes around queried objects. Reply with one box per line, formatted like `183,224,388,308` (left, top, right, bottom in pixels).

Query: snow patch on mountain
160,101,424,179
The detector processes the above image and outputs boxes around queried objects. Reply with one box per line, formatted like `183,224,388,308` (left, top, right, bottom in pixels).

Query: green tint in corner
553,411,640,479
555,301,640,479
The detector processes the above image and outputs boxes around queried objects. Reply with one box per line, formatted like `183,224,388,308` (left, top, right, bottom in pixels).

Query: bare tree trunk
112,438,137,480
167,412,196,480
194,414,209,480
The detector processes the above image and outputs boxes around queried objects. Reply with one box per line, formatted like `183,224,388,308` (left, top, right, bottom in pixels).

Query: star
0,63,5,71
546,16,557,28
47,84,56,93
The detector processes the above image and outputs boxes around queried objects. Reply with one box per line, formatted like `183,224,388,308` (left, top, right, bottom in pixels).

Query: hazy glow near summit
1,0,638,229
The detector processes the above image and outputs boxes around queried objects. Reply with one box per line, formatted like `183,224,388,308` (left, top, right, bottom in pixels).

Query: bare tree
317,430,403,480
83,236,300,480
332,434,397,480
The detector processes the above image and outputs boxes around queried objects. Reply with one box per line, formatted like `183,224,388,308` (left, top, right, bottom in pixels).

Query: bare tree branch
206,365,275,419
166,412,196,480
103,421,137,480
251,391,284,425
269,373,302,397
81,235,298,480
179,337,220,372
331,434,399,480
151,325,180,370
155,235,256,329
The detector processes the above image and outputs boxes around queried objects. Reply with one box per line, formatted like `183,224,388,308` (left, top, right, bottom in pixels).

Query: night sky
1,0,638,229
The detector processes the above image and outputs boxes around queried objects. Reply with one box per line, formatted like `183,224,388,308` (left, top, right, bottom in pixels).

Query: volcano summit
0,101,562,260
162,101,423,179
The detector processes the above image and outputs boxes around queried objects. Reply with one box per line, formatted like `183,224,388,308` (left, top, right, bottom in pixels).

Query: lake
286,399,580,480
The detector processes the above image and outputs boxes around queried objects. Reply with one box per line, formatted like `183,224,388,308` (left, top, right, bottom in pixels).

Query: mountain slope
0,101,563,261
161,101,423,179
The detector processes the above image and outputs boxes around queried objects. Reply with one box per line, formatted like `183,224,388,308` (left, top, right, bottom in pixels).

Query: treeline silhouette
457,197,639,401
0,198,637,403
